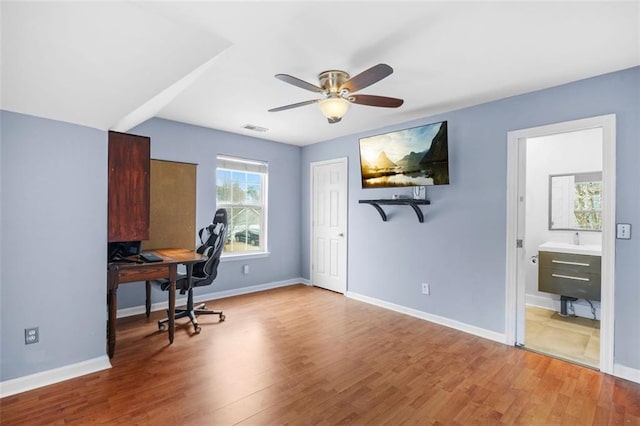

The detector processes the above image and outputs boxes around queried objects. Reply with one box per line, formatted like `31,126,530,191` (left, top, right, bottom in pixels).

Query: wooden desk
106,248,206,358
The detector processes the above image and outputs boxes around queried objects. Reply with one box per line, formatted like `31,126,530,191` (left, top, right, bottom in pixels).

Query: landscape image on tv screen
359,120,449,188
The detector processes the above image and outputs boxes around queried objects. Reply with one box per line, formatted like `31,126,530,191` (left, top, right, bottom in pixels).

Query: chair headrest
213,208,227,225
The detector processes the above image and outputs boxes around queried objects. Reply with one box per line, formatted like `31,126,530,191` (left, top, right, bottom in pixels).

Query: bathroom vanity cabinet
538,250,601,301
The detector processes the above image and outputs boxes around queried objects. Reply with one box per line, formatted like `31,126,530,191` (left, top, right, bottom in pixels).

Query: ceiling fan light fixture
270,64,401,122
318,97,349,122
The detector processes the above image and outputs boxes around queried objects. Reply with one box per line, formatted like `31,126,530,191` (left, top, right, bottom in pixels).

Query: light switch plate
616,223,631,239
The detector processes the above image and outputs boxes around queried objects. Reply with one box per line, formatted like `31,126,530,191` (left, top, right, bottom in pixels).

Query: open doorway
505,115,616,373
523,129,602,368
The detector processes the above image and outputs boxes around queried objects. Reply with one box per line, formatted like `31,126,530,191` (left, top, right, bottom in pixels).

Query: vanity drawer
538,266,601,301
538,251,601,274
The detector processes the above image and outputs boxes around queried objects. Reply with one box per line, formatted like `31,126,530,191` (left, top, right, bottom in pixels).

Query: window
216,155,268,256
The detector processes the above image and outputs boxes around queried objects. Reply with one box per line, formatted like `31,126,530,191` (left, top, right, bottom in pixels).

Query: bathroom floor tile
524,306,600,369
584,335,600,360
525,320,545,340
526,306,555,321
529,326,590,356
546,313,598,336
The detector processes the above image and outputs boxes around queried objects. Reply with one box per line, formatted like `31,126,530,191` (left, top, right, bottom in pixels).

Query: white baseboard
345,291,506,344
613,363,640,384
0,356,111,398
526,293,600,320
117,278,308,318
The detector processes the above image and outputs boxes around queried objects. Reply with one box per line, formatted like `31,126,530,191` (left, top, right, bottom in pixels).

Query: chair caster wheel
194,325,201,334
158,323,166,331
219,314,226,322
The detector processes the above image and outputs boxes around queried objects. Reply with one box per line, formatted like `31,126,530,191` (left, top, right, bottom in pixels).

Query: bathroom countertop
538,241,602,256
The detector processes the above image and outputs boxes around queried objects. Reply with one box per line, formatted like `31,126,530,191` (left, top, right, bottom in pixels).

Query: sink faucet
573,232,580,245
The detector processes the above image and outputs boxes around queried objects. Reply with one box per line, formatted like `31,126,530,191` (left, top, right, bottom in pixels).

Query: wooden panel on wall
108,131,150,242
142,159,197,251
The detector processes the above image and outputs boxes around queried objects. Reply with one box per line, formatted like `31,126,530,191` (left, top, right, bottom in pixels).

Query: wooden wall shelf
359,199,431,223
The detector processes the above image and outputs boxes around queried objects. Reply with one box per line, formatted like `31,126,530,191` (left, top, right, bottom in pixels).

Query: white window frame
216,155,269,260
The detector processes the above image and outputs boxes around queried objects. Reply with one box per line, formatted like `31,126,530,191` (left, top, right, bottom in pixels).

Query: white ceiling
2,1,639,146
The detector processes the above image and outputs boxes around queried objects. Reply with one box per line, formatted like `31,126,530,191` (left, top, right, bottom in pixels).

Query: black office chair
155,208,228,334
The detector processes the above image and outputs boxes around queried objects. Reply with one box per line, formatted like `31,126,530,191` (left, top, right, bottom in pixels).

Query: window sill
221,251,270,262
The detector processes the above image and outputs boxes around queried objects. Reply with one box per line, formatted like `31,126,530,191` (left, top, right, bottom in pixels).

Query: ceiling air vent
243,124,268,132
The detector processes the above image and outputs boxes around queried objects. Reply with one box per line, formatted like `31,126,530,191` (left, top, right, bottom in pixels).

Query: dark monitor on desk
108,240,141,262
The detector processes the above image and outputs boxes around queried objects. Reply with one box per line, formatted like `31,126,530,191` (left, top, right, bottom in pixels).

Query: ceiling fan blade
340,64,393,93
268,99,319,112
349,94,404,108
275,74,324,93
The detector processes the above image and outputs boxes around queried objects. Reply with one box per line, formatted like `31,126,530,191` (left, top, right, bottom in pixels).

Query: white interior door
311,158,347,293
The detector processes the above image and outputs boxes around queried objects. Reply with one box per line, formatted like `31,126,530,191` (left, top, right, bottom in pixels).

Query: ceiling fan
268,63,404,123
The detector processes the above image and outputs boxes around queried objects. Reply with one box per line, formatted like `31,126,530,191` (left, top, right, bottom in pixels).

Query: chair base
157,303,225,334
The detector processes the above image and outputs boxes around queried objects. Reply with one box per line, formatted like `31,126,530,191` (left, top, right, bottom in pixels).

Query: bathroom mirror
549,171,602,231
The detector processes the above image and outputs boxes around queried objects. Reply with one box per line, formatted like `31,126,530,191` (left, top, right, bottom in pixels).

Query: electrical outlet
25,327,39,345
242,264,249,275
421,283,430,295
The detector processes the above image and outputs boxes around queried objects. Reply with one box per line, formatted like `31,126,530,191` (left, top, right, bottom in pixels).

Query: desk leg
107,268,118,358
145,281,151,317
168,265,176,344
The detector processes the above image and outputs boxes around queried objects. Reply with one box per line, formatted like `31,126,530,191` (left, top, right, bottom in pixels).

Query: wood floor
2,284,639,425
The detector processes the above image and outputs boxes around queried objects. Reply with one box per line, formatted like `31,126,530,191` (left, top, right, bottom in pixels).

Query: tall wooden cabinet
108,131,150,242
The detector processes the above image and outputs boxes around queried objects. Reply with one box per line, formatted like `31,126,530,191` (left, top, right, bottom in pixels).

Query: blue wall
301,66,639,370
1,111,108,380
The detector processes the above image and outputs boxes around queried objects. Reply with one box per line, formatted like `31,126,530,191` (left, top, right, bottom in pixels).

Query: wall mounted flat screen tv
359,120,449,188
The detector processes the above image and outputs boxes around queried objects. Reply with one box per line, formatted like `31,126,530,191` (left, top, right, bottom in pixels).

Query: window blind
217,155,267,174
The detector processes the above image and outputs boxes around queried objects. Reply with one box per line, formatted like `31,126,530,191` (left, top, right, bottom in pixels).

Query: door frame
505,114,616,374
310,157,349,293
